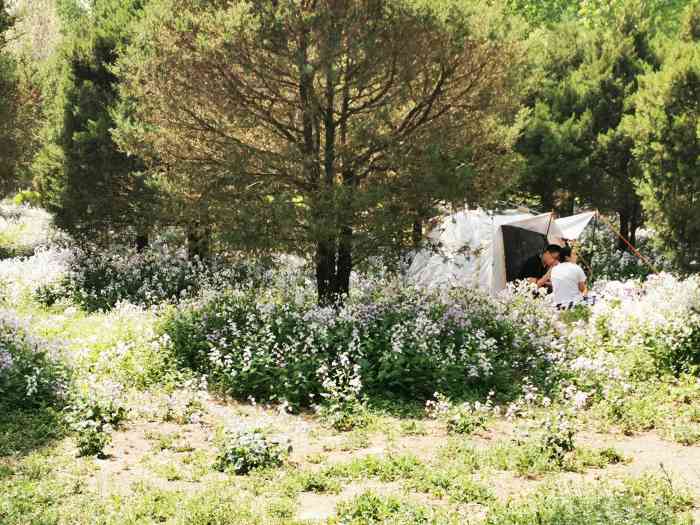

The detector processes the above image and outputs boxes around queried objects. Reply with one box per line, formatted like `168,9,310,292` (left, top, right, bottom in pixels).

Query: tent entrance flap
501,225,548,282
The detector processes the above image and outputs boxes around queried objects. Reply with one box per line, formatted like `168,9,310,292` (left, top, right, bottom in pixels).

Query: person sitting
550,246,588,309
518,244,562,292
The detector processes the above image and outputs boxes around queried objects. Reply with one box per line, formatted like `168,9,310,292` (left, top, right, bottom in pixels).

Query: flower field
1,203,700,525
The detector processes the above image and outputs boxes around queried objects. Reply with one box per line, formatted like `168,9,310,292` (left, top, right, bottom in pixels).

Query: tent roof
555,211,596,240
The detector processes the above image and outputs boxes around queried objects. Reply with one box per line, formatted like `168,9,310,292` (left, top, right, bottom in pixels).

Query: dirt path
84,401,700,523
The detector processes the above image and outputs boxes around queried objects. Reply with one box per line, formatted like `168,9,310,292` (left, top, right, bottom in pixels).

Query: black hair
544,244,562,255
559,246,573,260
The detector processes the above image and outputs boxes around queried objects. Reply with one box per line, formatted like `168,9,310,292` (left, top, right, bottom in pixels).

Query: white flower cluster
0,308,67,405
0,246,74,304
0,203,61,255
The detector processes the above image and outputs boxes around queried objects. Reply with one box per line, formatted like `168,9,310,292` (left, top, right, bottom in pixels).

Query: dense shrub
0,203,56,259
574,274,700,377
46,243,274,312
162,279,566,408
0,310,68,411
215,427,291,474
558,274,700,433
0,247,73,305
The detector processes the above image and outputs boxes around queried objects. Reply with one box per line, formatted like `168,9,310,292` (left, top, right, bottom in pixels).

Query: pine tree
115,0,521,303
628,34,700,267
516,4,657,247
33,0,157,243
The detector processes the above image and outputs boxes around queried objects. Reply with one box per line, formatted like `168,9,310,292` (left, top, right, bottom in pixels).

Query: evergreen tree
0,0,27,197
115,0,521,303
33,0,156,243
628,33,700,268
516,4,657,247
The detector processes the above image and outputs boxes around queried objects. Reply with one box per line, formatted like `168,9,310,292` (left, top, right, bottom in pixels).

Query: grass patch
0,407,65,457
334,491,462,524
484,475,694,524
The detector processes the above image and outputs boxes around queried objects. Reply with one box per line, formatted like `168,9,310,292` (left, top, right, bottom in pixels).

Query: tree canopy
115,0,522,302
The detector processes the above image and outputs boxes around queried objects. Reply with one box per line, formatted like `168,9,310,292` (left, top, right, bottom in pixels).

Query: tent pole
545,210,555,247
590,210,599,281
598,212,660,274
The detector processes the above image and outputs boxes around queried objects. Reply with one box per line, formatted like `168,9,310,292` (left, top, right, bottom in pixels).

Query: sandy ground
82,399,700,523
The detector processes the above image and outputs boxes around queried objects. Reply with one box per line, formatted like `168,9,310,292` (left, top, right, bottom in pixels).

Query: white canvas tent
407,209,596,295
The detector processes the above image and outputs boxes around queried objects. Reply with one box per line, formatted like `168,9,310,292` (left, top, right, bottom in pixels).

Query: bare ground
83,399,700,522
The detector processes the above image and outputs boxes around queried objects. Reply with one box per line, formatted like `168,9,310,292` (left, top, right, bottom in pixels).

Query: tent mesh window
501,225,548,282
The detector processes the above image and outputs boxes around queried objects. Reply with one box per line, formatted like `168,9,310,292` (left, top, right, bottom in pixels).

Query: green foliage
0,311,67,412
679,1,700,42
628,41,700,269
33,0,157,240
0,14,35,199
669,422,700,445
539,411,576,466
335,491,460,524
446,406,489,435
516,7,654,241
595,382,665,434
214,428,291,475
406,469,494,503
65,380,127,457
576,226,670,283
115,0,522,303
293,470,342,495
39,243,268,312
399,420,428,436
559,303,592,325
484,475,694,524
161,284,563,408
505,0,576,27
11,190,41,207
319,396,373,432
0,406,64,457
324,454,426,482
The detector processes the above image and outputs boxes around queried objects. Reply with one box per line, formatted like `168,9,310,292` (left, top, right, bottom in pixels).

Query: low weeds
334,491,461,525
484,475,694,525
214,427,292,474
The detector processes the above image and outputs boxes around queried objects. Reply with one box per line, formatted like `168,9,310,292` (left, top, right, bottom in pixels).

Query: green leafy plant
214,428,291,474
65,380,127,457
540,411,576,466
446,405,489,435
0,311,68,412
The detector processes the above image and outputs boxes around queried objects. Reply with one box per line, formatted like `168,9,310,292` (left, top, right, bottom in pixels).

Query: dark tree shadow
0,406,66,458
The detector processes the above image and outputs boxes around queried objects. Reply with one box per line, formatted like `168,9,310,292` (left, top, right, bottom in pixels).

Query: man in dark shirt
518,244,562,290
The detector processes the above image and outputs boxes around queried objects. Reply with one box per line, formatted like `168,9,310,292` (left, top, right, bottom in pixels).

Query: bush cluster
0,310,67,411
38,243,273,312
215,427,291,474
162,279,566,408
65,378,128,457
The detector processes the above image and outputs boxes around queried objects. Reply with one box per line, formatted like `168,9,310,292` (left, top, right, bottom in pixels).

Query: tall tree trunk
135,231,149,253
134,228,149,253
617,208,630,252
412,219,422,249
315,233,352,305
335,226,352,298
629,199,641,247
316,239,335,306
187,221,211,261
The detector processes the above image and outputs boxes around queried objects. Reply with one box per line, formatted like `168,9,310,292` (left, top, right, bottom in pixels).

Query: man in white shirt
550,246,588,309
